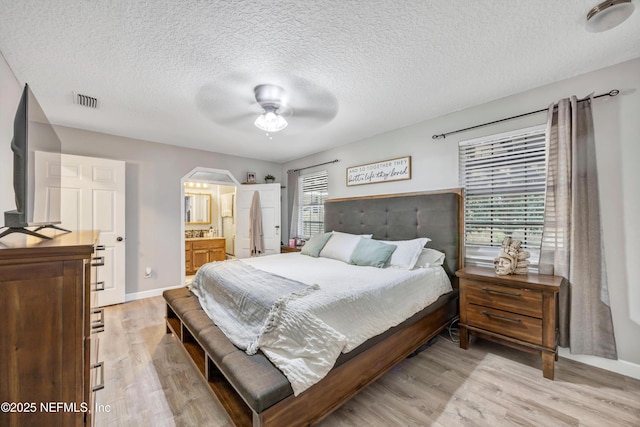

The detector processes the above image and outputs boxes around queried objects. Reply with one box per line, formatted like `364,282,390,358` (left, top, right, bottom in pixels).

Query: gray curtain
287,170,300,240
539,96,617,359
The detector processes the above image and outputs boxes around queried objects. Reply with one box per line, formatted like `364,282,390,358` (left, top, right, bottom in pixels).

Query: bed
164,189,463,426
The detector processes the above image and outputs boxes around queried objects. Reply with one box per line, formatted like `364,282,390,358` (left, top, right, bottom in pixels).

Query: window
459,125,547,267
297,170,329,238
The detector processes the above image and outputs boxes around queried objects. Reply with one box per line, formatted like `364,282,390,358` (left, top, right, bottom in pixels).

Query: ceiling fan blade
196,83,261,125
292,107,338,121
219,112,256,126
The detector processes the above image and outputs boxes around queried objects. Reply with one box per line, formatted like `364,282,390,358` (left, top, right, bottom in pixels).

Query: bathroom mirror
185,193,212,224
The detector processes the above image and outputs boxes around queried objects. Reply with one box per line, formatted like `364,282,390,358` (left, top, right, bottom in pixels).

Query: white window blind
297,170,328,238
459,125,547,267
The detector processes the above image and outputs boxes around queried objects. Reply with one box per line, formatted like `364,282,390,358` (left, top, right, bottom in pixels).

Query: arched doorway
180,168,240,283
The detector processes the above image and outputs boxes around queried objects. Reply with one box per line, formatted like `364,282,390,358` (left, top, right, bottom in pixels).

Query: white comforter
198,253,452,395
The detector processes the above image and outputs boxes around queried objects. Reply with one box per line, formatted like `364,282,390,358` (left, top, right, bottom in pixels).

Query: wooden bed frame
165,189,464,426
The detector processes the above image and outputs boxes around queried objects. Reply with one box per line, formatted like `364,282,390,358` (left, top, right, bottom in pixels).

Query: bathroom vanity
185,237,226,275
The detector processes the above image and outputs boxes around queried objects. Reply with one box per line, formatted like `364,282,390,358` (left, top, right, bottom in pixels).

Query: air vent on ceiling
73,92,99,109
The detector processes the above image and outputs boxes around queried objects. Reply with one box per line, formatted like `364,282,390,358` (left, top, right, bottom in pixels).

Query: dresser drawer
90,286,99,308
466,303,542,345
192,240,210,250
90,335,104,392
192,239,225,250
464,279,543,318
90,334,100,366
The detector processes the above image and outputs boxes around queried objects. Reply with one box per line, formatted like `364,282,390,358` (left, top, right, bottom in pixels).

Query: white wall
281,58,640,372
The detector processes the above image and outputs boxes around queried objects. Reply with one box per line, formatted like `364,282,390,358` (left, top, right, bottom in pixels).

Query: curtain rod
432,89,619,140
288,159,340,173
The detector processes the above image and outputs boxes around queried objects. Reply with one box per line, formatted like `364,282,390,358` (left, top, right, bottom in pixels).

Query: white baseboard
125,284,184,302
558,348,640,380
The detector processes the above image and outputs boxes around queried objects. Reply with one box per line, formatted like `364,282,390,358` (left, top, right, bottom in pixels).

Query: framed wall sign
346,156,411,186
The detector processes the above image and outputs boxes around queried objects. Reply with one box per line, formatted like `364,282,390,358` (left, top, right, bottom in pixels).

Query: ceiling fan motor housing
254,84,287,114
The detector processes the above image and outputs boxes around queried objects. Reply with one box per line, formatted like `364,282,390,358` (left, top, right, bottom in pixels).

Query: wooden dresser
0,231,101,426
185,238,226,275
456,266,563,379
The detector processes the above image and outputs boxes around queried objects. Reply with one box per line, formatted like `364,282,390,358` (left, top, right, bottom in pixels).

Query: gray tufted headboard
324,190,463,280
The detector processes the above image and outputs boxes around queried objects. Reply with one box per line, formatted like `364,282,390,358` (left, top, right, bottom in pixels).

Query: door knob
117,237,124,242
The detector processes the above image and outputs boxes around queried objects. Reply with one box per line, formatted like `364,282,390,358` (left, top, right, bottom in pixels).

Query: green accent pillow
349,238,397,268
300,232,333,257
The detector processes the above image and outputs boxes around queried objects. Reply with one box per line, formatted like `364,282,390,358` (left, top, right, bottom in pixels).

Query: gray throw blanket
189,259,319,353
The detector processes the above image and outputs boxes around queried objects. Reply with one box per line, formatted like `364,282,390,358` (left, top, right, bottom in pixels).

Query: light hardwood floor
96,296,640,426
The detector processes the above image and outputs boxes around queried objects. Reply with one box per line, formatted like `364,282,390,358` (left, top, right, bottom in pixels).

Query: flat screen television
1,83,66,240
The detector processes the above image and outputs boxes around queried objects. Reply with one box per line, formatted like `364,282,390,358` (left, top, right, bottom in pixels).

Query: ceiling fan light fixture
254,110,288,132
586,0,635,32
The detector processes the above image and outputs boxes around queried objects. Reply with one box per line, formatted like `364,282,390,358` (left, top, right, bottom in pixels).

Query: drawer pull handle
91,308,105,333
95,245,106,251
482,287,521,297
482,310,521,323
91,256,105,267
91,362,105,392
93,281,105,292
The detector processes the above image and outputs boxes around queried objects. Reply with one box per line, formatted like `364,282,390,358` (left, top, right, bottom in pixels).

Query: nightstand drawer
464,280,542,318
467,304,542,345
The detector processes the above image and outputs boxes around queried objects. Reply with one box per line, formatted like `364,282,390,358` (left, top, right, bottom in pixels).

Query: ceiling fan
196,75,338,135
253,84,291,133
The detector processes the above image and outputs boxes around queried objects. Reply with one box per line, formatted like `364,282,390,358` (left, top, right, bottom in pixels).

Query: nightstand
280,245,302,253
456,266,563,380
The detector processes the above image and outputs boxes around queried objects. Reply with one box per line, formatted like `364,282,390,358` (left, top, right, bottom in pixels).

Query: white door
235,183,281,258
35,152,126,306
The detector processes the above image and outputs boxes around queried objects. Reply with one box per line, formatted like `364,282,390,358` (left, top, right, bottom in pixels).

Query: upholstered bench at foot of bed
163,287,294,417
164,285,459,427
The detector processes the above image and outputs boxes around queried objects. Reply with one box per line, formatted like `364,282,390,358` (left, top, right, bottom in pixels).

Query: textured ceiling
0,1,639,163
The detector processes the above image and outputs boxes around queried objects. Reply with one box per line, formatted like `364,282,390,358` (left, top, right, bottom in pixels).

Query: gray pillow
349,238,397,268
319,232,372,262
300,232,333,257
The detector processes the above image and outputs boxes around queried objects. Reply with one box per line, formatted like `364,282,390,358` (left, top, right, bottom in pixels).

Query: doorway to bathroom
180,168,239,283
180,167,283,284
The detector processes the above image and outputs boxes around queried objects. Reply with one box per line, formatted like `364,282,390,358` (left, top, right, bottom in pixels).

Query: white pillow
319,232,372,263
379,237,430,269
414,248,446,268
